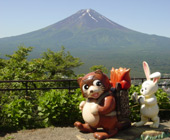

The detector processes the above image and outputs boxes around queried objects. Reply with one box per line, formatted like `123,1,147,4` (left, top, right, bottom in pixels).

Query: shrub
0,84,169,130
0,89,84,130
0,98,34,130
156,88,170,120
37,89,84,127
128,84,141,122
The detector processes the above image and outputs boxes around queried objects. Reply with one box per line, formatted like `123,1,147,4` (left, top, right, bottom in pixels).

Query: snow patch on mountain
86,9,90,13
101,15,117,26
79,9,98,22
79,12,86,18
87,12,98,22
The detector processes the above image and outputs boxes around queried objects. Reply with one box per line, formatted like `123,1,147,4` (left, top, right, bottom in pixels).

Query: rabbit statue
132,61,161,128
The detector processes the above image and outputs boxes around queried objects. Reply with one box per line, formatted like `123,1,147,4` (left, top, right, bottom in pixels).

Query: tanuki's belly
82,102,99,127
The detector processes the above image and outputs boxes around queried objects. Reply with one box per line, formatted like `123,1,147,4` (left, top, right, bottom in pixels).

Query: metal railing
0,78,169,94
0,79,79,95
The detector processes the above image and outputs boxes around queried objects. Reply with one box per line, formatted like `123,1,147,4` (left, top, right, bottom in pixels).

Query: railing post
142,78,144,83
68,80,71,94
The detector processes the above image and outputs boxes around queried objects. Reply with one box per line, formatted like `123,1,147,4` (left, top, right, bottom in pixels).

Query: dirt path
0,121,170,140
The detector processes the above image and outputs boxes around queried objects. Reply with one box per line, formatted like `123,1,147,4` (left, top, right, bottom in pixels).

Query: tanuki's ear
77,77,83,85
95,69,103,74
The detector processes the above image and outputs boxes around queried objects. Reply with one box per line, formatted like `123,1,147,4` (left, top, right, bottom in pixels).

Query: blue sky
1,0,170,38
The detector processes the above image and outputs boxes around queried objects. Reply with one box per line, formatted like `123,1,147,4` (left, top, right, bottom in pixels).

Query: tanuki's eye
82,84,89,91
93,80,102,86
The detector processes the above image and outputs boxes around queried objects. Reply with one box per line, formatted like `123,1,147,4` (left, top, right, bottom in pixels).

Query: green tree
90,65,108,74
0,45,83,108
0,45,83,80
41,46,83,79
0,46,33,80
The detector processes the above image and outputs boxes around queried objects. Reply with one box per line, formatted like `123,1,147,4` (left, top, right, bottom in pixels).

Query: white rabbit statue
132,61,161,128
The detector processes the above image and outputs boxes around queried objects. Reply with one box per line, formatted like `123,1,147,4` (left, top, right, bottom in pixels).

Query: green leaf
38,106,42,111
18,110,24,114
27,115,32,119
38,112,44,116
44,118,49,123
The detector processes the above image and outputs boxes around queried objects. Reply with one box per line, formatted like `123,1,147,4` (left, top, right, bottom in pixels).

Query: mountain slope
0,9,170,76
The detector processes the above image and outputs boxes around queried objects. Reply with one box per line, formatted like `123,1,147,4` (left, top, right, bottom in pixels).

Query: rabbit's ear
150,72,161,84
153,78,159,84
143,61,150,80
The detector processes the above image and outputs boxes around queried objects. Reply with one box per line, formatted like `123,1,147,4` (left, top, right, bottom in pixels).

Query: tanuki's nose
90,90,93,93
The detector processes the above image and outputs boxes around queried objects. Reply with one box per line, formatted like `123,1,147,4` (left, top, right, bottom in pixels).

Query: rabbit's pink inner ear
153,78,159,84
143,61,150,80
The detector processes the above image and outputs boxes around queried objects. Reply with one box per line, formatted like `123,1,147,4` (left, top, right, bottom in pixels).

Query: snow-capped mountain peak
48,9,128,31
76,9,127,29
79,9,99,20
78,9,98,22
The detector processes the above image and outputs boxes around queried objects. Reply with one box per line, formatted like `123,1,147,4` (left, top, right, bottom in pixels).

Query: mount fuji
0,9,170,76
